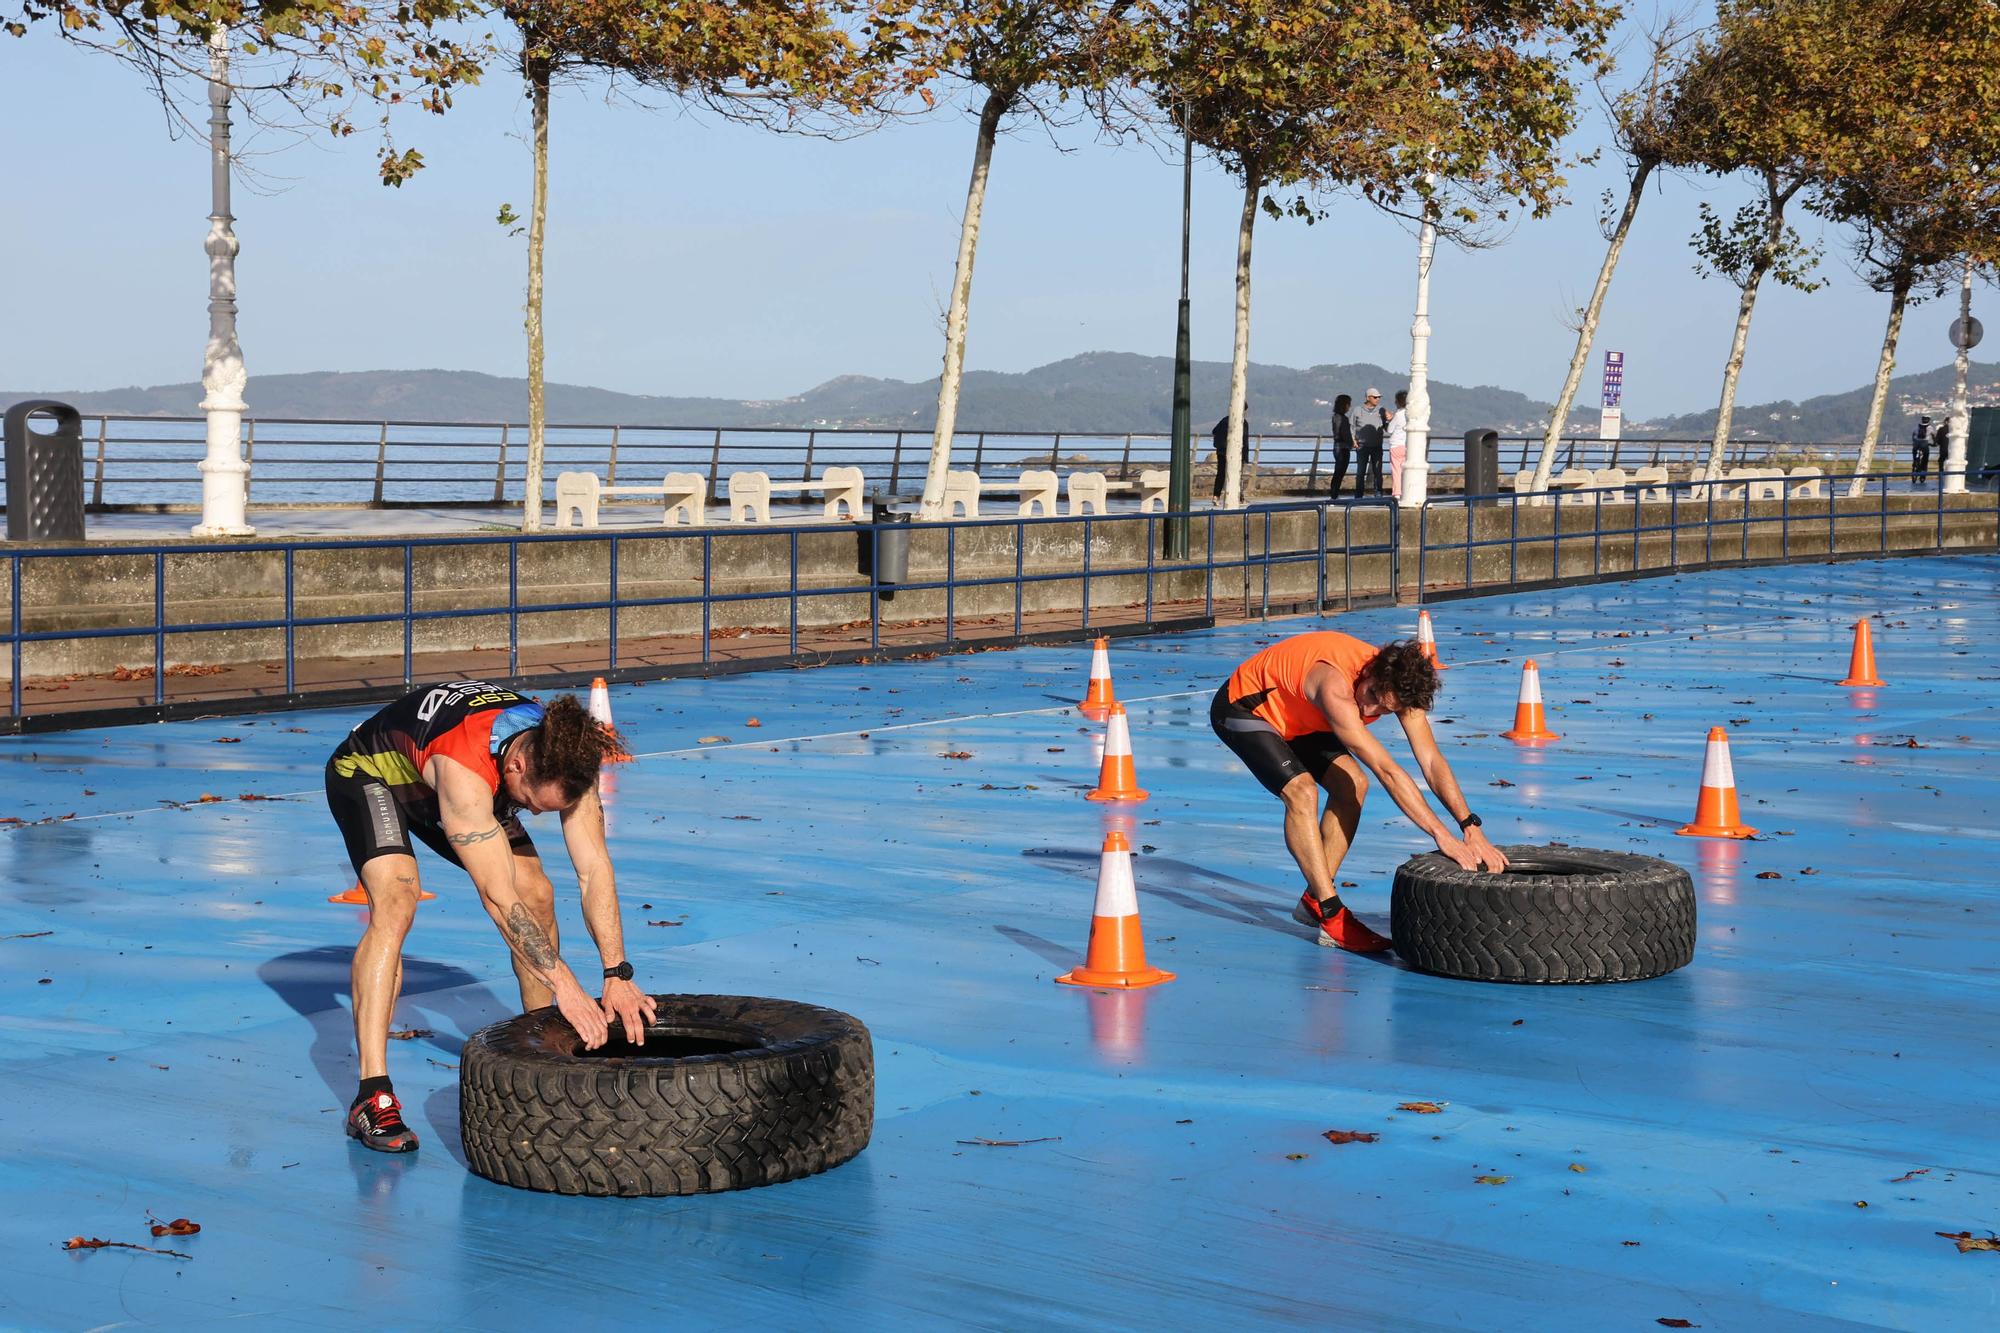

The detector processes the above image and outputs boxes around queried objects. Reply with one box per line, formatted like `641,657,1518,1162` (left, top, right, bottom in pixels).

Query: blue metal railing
3,499,1400,730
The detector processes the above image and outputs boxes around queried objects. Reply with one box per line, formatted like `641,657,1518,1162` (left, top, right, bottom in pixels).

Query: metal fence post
707,428,723,502
608,424,621,486
10,556,22,718
153,550,166,706
493,424,510,503
283,547,295,695
406,544,417,686
243,419,256,506
609,534,621,671
1120,433,1133,480
373,422,389,506
1048,433,1063,469
1307,435,1322,489
889,432,904,495
91,417,107,509
802,430,816,482
973,432,986,476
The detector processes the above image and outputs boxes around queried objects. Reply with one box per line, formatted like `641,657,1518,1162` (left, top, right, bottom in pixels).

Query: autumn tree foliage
3,1,488,184
1144,0,1614,509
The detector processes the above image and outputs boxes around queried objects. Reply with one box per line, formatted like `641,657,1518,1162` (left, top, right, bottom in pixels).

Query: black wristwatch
1456,811,1482,831
602,961,634,982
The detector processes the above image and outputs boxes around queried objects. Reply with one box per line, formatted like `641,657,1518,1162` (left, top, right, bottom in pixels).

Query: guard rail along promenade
3,465,1993,732
20,413,1896,511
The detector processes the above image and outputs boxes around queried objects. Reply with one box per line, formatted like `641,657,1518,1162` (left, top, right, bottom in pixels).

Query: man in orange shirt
1211,631,1507,951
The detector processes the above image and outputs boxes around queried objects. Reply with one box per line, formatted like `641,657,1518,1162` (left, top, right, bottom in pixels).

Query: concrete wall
1,494,1990,680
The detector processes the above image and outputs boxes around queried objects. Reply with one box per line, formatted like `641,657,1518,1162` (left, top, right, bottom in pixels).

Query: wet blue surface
2,555,1996,1330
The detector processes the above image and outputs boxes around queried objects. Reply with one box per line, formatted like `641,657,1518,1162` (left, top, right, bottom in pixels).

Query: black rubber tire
1390,844,1695,984
459,994,873,1196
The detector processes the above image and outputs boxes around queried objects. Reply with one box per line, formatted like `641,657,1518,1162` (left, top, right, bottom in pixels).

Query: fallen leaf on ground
1322,1130,1378,1145
64,1236,192,1260
386,1028,433,1041
956,1137,1059,1147
1,930,54,940
1622,1240,1641,1247
1937,1231,2000,1253
1755,871,1783,880
1045,747,1065,753
195,794,225,804
1799,867,1819,875
940,751,973,760
147,1216,200,1238
1890,1168,1930,1184
238,794,284,802
1656,1320,1697,1329
1569,1163,1588,1173
696,736,728,745
212,737,243,744
1489,778,1515,787
1399,1101,1447,1114
646,920,682,927
1285,1153,1310,1161
745,718,761,727
1475,1175,1510,1185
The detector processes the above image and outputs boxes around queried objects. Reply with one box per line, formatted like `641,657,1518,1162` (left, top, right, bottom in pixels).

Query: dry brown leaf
646,920,682,927
65,1235,192,1259
195,794,225,804
148,1216,200,1237
213,737,243,744
1489,778,1515,787
1937,1231,2000,1253
1475,1175,1509,1185
1398,1101,1447,1114
1890,1168,1930,1184
1285,1153,1310,1161
1322,1130,1378,1145
1755,871,1782,880
696,736,728,745
386,1028,433,1041
940,751,973,760
1569,1163,1588,1173
1657,1321,1697,1329
745,718,761,727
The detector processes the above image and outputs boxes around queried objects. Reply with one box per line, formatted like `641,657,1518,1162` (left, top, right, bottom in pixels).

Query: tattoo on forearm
506,902,559,971
449,825,502,847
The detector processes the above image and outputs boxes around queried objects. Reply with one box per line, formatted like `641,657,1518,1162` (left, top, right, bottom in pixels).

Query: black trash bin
1463,428,1501,503
4,399,86,542
871,504,913,596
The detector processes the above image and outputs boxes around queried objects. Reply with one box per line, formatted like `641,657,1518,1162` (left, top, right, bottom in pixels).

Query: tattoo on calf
506,902,559,970
449,825,501,847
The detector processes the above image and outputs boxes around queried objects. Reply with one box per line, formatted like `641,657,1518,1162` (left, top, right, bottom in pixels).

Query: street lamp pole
1167,111,1194,558
194,24,254,538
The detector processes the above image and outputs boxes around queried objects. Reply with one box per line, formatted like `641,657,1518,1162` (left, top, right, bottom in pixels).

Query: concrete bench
1067,469,1171,516
941,469,1059,519
555,471,706,528
1553,467,1598,505
1632,465,1672,503
1589,467,1631,500
1735,468,1787,502
1785,466,1826,500
726,466,865,524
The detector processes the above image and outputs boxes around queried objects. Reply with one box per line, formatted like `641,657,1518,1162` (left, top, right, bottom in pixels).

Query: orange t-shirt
1224,631,1380,740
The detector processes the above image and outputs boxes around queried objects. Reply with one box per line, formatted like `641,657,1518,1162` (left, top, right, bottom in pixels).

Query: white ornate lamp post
1399,188,1439,509
193,24,255,538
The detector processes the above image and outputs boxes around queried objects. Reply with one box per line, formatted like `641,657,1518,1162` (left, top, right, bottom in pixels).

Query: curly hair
522,694,628,803
1363,640,1440,713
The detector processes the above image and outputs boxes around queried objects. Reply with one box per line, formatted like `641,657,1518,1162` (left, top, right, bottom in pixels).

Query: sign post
1599,351,1624,442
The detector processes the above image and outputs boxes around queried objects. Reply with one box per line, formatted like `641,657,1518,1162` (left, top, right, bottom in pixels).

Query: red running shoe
1292,893,1393,953
346,1089,419,1153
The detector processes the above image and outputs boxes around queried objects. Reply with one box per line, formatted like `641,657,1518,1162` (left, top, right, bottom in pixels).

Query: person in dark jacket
1328,394,1354,498
1354,388,1387,495
1933,418,1951,487
1912,415,1931,484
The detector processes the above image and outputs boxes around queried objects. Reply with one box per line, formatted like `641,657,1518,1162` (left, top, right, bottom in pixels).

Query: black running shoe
346,1089,419,1153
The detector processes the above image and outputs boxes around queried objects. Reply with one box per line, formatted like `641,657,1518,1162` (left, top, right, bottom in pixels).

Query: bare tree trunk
920,90,1008,519
1535,160,1652,493
1944,254,1974,495
1848,273,1911,498
522,56,551,532
1706,255,1773,478
1224,170,1258,511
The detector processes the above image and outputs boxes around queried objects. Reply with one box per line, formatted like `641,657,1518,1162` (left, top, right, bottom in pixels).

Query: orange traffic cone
1499,658,1559,743
1838,619,1886,687
588,676,615,727
1085,702,1148,802
1078,638,1118,720
1676,727,1758,839
1056,831,1174,989
1417,609,1448,670
329,879,435,904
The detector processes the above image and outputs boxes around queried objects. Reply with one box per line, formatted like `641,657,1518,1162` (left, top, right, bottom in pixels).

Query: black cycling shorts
325,758,535,879
1210,684,1352,797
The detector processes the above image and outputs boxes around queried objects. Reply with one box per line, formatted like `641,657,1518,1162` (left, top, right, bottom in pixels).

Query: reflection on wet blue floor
3,555,1996,1330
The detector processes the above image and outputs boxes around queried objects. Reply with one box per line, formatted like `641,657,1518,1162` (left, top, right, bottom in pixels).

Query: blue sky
0,7,1982,421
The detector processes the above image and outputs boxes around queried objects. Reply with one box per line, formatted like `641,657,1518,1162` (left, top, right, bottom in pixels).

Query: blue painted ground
2,555,1996,1331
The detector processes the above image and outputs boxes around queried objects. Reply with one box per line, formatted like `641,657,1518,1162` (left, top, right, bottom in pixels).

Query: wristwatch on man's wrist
1456,811,1482,831
602,961,634,982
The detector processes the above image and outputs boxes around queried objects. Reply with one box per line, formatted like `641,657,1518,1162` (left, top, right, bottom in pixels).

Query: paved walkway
2,554,1994,1327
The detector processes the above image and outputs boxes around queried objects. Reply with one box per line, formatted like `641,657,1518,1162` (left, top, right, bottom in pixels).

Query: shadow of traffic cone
1057,831,1174,989
1676,727,1758,839
329,880,434,904
1838,619,1886,687
1417,608,1448,670
1078,638,1118,720
1085,702,1148,802
1499,658,1559,743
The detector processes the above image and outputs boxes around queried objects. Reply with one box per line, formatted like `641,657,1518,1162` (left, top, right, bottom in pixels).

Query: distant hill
3,354,1555,436
1631,359,2000,442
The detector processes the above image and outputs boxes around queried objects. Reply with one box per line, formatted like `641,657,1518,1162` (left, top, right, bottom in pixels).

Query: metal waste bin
1966,406,2000,490
871,504,913,594
4,399,86,541
1463,428,1501,502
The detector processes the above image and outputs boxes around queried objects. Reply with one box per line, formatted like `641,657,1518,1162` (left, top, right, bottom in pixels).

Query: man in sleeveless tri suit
324,681,651,1152
1211,632,1507,951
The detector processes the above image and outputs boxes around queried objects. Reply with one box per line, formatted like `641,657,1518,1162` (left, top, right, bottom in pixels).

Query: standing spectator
1327,394,1355,499
1911,415,1931,485
1933,417,1950,487
1354,388,1387,496
1384,390,1409,501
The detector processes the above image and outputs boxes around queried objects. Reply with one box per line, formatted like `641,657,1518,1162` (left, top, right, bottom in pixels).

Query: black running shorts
325,759,535,878
1210,684,1352,796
